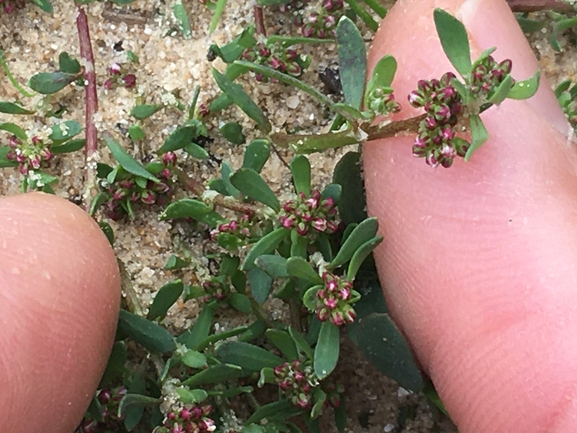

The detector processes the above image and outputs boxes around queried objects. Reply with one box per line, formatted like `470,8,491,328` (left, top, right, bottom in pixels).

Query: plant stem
254,5,266,36
0,51,36,98
506,0,574,12
76,6,99,210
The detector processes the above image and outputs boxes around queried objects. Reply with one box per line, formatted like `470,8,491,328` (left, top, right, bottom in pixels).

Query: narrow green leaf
346,236,383,280
342,0,378,31
266,329,299,361
99,342,127,387
507,70,541,100
58,52,81,74
330,217,379,269
185,142,209,160
220,122,246,144
365,55,397,101
464,114,489,161
177,306,214,349
216,341,284,372
173,1,192,39
103,132,159,183
248,267,273,304
31,0,53,12
118,394,160,419
321,183,341,204
51,138,85,154
161,198,224,226
177,388,208,404
286,257,323,285
243,139,270,173
433,8,472,78
28,71,78,94
256,254,288,278
314,321,340,379
212,68,271,133
220,162,240,197
357,313,424,391
242,228,289,270
182,363,244,386
0,122,27,140
258,367,276,387
230,168,280,211
246,400,299,424
146,280,184,321
302,285,322,311
208,0,228,35
164,255,189,270
118,310,176,353
333,152,366,224
288,327,313,359
290,155,311,196
488,74,513,106
238,319,268,342
310,389,327,419
0,146,17,168
0,101,34,115
130,104,164,120
336,16,367,110
158,125,195,154
195,326,249,351
49,120,82,142
182,350,208,368
228,292,252,314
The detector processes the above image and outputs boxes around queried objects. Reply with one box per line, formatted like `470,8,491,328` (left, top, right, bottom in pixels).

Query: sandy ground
2,0,575,432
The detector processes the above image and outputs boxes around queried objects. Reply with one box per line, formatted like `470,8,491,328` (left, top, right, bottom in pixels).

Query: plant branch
506,0,574,12
254,5,266,36
76,5,99,210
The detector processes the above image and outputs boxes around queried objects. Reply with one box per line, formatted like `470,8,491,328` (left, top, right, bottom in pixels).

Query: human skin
0,193,120,432
363,0,577,432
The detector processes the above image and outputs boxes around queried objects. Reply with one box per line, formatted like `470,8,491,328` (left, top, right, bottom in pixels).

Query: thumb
364,1,577,433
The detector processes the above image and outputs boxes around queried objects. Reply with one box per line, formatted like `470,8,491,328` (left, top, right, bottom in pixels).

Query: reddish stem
76,6,99,209
507,0,574,12
254,5,267,36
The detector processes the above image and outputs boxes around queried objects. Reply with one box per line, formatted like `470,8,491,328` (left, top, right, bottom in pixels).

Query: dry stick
254,5,267,36
506,0,574,12
76,6,99,211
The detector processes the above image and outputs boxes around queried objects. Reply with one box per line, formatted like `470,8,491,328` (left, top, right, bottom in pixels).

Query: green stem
343,0,379,31
209,0,228,35
0,51,36,98
267,35,336,45
360,0,387,19
188,84,200,120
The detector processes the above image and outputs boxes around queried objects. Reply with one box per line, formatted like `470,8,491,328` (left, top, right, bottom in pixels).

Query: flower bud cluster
6,135,53,175
408,72,465,168
274,359,319,409
470,55,513,98
242,42,307,81
298,0,344,38
153,404,216,433
278,190,339,238
323,380,345,407
556,88,577,127
365,87,402,117
101,152,176,220
315,272,358,326
75,386,127,433
1,0,24,14
202,277,230,302
104,62,137,90
210,213,252,240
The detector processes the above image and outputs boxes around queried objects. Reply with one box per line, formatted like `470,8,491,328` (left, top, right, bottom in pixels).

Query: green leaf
208,0,228,35
302,285,321,311
0,146,17,168
118,310,176,353
161,198,224,226
464,114,489,161
212,68,271,133
173,1,192,39
164,255,189,270
228,292,253,314
118,393,159,420
230,168,280,211
433,8,472,78
357,313,424,391
220,162,240,197
158,125,196,154
99,342,127,387
28,71,78,94
220,122,246,144
182,350,208,368
488,74,514,106
246,400,300,424
58,52,81,74
243,139,270,173
127,50,139,63
365,54,397,101
103,132,159,183
146,280,184,321
177,306,213,349
0,101,34,115
182,363,244,387
266,329,298,361
335,16,367,110
256,254,288,278
216,341,284,372
290,155,311,196
286,257,323,285
31,0,53,12
248,267,273,304
0,122,27,140
321,183,341,203
184,142,209,160
242,227,289,270
130,104,164,120
220,254,240,277
177,388,208,404
238,319,268,342
51,138,85,154
333,152,366,224
49,120,82,143
288,326,313,359
507,70,540,100
334,396,346,432
330,217,379,269
314,321,340,379
347,236,383,280
310,389,327,419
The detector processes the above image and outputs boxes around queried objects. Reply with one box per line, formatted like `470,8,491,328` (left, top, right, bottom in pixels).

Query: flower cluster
315,272,358,326
6,135,53,175
408,72,465,168
104,62,137,90
298,0,344,38
153,404,216,433
274,359,319,409
1,0,24,13
365,87,402,117
100,152,176,220
242,42,308,81
209,214,252,240
202,277,231,302
323,380,345,407
278,190,339,238
75,386,127,433
470,55,512,98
